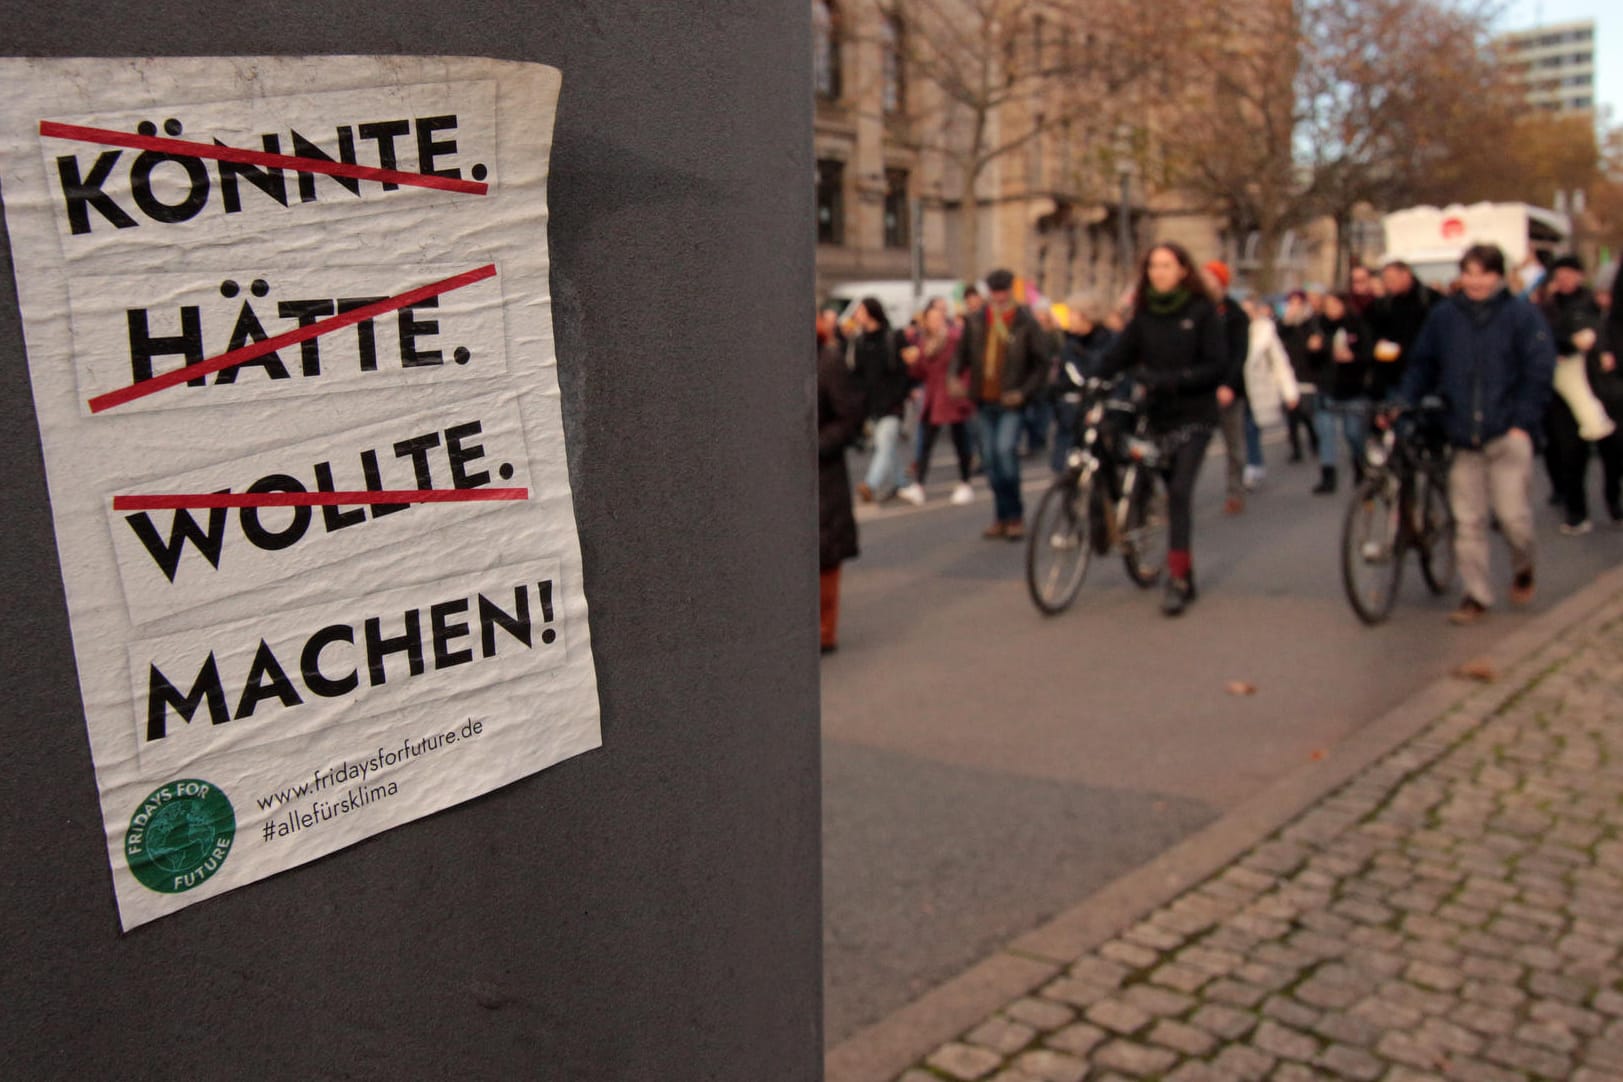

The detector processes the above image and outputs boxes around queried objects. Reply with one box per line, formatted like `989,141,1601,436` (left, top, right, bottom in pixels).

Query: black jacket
1054,326,1119,392
1306,311,1373,401
1602,282,1623,414
1541,285,1602,355
1215,295,1251,397
850,328,911,419
1397,288,1555,450
1098,293,1229,430
1368,284,1441,399
818,339,864,569
952,305,1046,405
1543,284,1618,420
1279,316,1316,386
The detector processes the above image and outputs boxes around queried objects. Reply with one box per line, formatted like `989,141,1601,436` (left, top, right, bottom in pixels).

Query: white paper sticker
0,57,600,929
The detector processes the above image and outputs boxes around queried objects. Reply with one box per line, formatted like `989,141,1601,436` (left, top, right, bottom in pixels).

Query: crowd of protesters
816,243,1622,648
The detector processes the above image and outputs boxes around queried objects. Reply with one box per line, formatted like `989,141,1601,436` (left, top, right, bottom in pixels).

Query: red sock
1168,549,1191,580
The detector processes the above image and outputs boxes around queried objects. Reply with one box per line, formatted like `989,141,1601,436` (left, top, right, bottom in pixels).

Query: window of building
881,15,906,115
814,1,841,101
817,159,845,245
882,169,909,250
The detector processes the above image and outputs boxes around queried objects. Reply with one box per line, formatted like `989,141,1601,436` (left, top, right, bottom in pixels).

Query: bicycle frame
1341,400,1455,624
1061,377,1158,553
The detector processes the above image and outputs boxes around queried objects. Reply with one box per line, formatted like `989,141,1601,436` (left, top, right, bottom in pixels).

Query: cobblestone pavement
898,594,1623,1082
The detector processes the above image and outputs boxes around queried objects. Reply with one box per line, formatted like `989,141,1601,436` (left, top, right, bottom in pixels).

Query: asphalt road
821,429,1622,1046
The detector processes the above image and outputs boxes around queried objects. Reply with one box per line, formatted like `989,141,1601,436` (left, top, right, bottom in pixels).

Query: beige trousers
1449,432,1535,607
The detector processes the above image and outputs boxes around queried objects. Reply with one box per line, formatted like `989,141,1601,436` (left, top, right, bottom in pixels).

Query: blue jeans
1315,399,1366,469
1243,403,1263,468
864,414,908,496
975,404,1025,523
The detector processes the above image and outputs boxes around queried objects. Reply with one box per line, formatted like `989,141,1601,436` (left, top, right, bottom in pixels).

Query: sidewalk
832,567,1623,1082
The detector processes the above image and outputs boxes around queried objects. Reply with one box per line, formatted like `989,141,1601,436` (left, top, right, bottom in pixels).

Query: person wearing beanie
1201,259,1257,512
1097,243,1230,616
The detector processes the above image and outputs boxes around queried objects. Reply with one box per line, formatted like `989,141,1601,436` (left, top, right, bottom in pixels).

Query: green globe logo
125,779,236,894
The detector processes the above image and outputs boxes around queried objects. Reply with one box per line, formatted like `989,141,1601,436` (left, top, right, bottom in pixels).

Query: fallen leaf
1225,680,1257,696
1454,659,1498,683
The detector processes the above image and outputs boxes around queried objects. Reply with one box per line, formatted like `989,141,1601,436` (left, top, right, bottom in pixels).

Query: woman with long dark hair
1097,243,1230,615
817,309,865,652
849,296,912,502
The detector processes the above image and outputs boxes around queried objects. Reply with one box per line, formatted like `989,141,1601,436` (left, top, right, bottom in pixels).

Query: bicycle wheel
1120,467,1167,587
1416,468,1456,595
1026,474,1093,615
1341,477,1406,625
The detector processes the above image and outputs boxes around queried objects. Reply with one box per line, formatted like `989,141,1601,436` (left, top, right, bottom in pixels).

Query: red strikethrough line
86,263,498,414
38,121,489,195
112,488,529,511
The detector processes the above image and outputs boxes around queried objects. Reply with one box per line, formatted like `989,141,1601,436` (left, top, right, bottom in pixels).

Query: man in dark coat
1541,255,1622,531
817,310,864,653
953,267,1045,539
1397,245,1555,625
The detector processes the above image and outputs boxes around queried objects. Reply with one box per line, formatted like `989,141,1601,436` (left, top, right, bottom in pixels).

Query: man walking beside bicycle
954,268,1046,541
1395,244,1555,625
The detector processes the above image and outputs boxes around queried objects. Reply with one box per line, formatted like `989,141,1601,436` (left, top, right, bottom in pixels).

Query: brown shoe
856,483,874,504
1449,597,1488,625
1004,521,1025,541
982,521,1007,539
1509,569,1535,606
1224,496,1245,516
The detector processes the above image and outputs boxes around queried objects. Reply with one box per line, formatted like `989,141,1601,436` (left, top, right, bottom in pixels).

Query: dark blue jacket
1396,289,1555,450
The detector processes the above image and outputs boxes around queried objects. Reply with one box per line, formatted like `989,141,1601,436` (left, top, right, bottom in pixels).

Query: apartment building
1496,18,1597,114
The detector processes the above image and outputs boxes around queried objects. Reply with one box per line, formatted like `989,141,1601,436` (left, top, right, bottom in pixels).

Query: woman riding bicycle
1097,243,1230,615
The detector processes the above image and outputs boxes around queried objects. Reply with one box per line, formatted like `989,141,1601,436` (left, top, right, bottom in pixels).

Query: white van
1379,202,1571,288
825,278,969,329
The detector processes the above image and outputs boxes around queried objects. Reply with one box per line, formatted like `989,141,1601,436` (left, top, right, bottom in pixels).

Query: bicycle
1026,372,1168,615
1341,398,1456,625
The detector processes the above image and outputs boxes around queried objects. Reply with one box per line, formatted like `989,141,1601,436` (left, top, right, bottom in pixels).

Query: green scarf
1145,287,1189,316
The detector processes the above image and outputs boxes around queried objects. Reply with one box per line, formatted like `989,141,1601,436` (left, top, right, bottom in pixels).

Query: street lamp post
1115,127,1134,292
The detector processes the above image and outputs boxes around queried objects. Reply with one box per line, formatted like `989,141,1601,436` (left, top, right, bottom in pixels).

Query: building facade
812,1,1336,306
813,0,952,298
1496,19,1597,115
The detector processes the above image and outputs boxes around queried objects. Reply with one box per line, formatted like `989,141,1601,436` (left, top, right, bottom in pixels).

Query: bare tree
1157,0,1515,289
874,0,1169,274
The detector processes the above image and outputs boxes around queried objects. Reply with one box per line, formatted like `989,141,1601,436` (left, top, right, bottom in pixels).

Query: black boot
1162,574,1194,616
1312,466,1336,495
